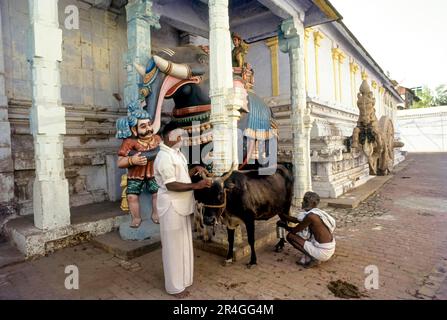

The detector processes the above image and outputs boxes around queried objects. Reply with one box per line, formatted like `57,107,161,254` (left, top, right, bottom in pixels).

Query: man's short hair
303,191,320,207
160,121,179,138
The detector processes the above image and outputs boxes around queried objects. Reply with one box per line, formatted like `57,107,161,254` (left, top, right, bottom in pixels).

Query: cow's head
193,165,236,226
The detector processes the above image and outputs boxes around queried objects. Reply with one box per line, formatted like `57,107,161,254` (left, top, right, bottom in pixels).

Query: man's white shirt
154,142,195,217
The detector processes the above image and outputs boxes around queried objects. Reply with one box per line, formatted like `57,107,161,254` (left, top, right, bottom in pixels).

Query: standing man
153,122,211,298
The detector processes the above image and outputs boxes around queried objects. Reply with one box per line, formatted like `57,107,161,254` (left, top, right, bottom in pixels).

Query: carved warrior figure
351,80,397,176
116,105,161,228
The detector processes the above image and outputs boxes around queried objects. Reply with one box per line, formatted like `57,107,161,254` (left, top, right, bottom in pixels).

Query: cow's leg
223,227,235,266
274,218,287,252
245,219,257,268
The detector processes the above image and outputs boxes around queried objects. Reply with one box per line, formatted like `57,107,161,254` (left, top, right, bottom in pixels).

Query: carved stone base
311,136,371,198
394,148,406,167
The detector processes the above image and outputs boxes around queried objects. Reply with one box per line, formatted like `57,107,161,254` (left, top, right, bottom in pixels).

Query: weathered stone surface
4,200,126,257
92,230,161,261
325,174,393,209
0,242,24,268
0,147,13,172
0,172,14,203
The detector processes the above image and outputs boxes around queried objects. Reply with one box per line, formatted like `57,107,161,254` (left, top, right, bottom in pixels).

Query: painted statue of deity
232,32,249,68
231,32,254,91
116,104,161,228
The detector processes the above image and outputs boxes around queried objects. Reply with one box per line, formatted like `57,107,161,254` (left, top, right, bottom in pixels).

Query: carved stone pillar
124,0,159,107
120,0,160,241
208,0,234,175
28,0,70,230
279,18,311,206
0,3,14,208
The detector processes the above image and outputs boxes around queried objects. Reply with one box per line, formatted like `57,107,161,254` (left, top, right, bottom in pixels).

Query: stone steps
3,201,126,259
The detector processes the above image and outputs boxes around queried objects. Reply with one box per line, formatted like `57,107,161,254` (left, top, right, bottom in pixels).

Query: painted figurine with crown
116,100,161,240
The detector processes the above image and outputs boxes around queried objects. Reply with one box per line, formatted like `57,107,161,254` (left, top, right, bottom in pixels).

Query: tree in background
434,84,447,106
413,86,435,109
412,84,447,108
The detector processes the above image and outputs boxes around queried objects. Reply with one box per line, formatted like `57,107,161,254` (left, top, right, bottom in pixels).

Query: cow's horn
153,55,191,80
134,62,146,77
220,163,236,182
200,171,208,180
203,168,215,177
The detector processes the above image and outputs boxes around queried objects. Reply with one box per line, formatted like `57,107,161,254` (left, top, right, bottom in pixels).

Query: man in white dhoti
153,122,211,298
277,191,336,268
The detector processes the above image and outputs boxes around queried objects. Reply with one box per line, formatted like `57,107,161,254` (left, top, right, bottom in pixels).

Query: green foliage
412,84,447,108
413,86,435,109
434,84,447,106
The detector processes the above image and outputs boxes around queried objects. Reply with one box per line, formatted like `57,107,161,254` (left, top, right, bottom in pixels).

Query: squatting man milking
277,191,336,268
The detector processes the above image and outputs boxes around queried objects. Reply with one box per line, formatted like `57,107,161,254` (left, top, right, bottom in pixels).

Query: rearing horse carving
351,80,401,175
134,45,278,169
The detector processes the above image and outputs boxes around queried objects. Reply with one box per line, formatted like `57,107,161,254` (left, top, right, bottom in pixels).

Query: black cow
193,164,294,267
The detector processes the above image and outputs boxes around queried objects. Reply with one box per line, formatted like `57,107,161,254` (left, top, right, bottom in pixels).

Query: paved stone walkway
0,153,446,300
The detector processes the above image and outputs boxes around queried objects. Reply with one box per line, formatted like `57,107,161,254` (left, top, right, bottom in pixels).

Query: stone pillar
0,4,14,208
279,18,311,206
124,0,159,108
265,36,280,97
28,0,70,230
119,0,160,241
208,0,234,175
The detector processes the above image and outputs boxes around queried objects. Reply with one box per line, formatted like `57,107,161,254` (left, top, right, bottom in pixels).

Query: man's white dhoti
154,142,196,295
304,238,336,262
159,204,193,294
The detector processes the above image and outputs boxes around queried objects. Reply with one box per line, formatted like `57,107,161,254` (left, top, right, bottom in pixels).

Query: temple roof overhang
82,0,342,41
82,0,402,102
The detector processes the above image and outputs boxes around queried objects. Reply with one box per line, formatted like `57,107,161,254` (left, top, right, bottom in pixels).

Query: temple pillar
279,18,312,206
208,0,234,175
28,0,70,230
0,3,14,208
124,0,159,107
120,0,160,241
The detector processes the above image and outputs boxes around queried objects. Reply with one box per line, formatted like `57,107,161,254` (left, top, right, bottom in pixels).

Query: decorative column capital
332,47,344,61
338,51,346,64
265,36,279,48
379,86,385,94
350,61,359,74
361,70,368,80
371,80,378,89
313,30,324,47
304,28,312,41
126,0,160,28
279,18,300,53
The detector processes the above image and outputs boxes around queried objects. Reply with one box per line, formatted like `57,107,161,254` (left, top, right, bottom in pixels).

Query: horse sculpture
351,80,402,176
134,45,278,168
